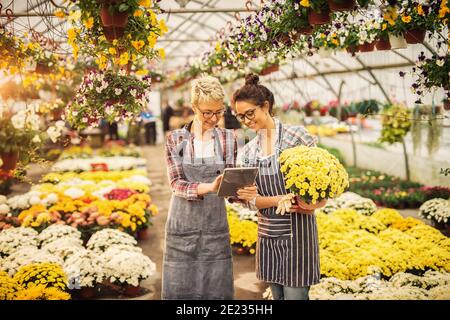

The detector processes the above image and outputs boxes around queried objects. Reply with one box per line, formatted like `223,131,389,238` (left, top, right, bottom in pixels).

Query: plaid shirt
237,118,318,167
165,124,237,201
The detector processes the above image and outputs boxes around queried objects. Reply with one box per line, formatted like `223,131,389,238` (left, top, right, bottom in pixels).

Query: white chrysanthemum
64,249,105,288
102,247,156,286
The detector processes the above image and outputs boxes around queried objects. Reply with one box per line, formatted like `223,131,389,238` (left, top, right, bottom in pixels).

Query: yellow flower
84,17,94,29
119,52,129,65
215,42,221,53
134,9,143,17
401,15,412,23
300,0,310,7
416,4,424,16
158,48,165,60
383,7,398,26
147,34,157,48
54,10,66,19
108,47,117,55
382,23,387,31
132,40,145,51
139,0,151,7
159,19,168,34
136,69,148,75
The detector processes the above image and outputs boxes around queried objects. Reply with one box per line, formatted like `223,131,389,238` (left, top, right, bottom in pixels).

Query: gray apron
162,130,234,300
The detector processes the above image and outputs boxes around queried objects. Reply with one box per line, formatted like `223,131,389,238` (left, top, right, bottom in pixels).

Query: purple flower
399,71,405,77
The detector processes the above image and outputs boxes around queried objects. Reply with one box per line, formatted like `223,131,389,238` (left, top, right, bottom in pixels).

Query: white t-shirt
193,138,215,158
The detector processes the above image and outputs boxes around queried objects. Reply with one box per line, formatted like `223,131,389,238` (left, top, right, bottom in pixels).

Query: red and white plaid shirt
165,124,237,201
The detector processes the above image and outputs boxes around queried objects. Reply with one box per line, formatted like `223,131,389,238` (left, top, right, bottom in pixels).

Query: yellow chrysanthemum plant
0,271,21,300
14,263,68,292
279,146,349,208
63,0,167,69
14,285,71,300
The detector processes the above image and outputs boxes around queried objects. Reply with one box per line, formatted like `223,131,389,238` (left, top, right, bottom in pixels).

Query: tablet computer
217,167,258,197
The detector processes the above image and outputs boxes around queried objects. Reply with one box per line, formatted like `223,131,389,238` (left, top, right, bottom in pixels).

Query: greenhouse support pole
401,138,411,181
337,81,357,167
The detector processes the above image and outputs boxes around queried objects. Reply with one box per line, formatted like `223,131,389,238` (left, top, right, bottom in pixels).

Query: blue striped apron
251,124,320,287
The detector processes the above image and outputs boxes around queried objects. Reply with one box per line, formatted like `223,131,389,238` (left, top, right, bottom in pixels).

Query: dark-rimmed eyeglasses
197,108,226,119
235,108,257,122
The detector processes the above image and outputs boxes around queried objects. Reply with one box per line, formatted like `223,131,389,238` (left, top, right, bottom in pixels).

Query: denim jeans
269,283,310,300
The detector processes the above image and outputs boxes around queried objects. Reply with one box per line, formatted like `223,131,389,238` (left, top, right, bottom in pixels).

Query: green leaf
119,3,129,12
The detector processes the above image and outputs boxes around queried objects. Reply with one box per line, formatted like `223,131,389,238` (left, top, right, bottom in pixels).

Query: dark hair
232,73,275,116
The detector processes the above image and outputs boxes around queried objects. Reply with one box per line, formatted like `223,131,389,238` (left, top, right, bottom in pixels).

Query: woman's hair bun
245,73,259,86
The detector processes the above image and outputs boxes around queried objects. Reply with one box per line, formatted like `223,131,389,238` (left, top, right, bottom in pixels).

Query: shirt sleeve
165,132,202,201
294,126,318,147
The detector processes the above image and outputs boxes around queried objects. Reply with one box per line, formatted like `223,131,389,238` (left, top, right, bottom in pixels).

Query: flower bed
227,206,258,255
347,167,450,209
0,227,157,300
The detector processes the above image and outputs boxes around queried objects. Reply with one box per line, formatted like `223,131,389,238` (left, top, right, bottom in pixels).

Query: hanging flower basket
35,62,51,74
308,9,331,26
404,29,426,44
259,64,279,76
0,151,19,172
297,25,314,35
100,4,129,28
318,47,333,58
346,45,359,55
327,0,356,11
103,26,125,41
388,33,407,49
358,42,375,52
375,38,391,51
444,99,450,111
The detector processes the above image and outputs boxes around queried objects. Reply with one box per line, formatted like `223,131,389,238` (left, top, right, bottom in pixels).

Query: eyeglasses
235,108,257,122
197,108,226,119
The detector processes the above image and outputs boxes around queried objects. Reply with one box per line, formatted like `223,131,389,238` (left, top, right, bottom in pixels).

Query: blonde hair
190,75,225,108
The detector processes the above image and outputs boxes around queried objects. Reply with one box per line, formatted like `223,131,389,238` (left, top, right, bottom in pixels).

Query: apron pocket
165,231,201,261
200,232,232,260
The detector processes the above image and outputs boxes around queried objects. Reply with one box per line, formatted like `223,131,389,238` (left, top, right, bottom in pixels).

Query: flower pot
100,4,128,27
308,9,331,26
35,62,51,74
1,151,19,172
103,26,125,41
79,286,97,299
346,45,359,54
123,284,140,297
358,42,375,52
388,33,407,49
260,64,279,76
318,47,333,58
297,25,314,35
404,29,426,44
137,227,149,240
327,0,356,11
444,99,450,111
232,245,249,255
375,38,391,51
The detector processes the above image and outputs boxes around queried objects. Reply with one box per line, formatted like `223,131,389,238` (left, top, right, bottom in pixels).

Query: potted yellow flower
279,146,349,208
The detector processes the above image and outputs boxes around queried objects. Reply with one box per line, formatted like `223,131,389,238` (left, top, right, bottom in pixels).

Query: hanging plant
379,103,412,145
65,70,152,129
402,52,450,104
64,0,166,68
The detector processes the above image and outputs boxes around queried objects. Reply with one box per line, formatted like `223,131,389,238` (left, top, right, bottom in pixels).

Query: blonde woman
162,76,236,299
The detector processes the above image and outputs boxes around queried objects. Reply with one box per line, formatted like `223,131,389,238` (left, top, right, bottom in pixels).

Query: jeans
269,283,310,300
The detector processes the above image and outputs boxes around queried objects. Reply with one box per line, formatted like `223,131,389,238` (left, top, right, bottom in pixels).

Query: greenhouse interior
0,0,449,301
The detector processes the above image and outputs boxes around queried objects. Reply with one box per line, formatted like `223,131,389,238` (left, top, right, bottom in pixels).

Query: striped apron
253,127,320,287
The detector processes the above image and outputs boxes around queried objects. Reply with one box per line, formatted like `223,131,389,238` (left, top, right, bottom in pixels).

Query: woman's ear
261,101,270,113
